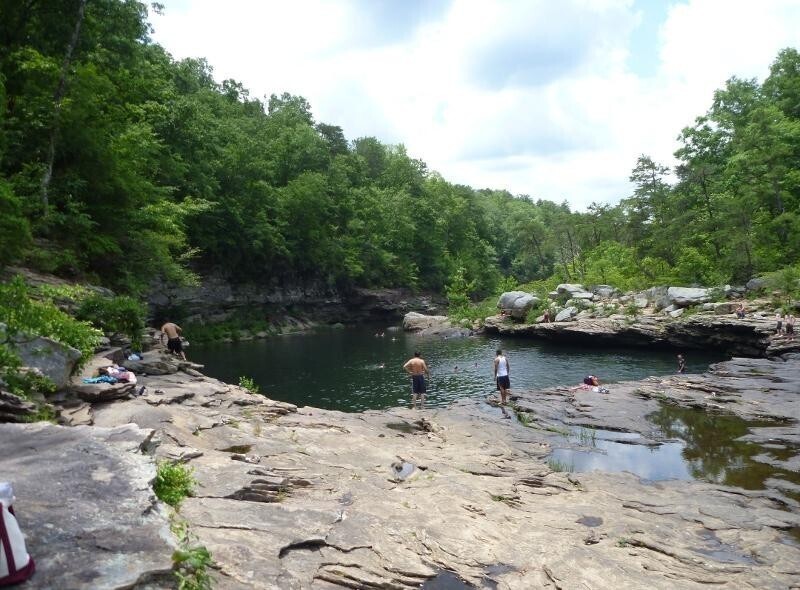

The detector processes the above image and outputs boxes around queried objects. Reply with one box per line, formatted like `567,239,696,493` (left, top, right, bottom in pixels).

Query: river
189,324,726,412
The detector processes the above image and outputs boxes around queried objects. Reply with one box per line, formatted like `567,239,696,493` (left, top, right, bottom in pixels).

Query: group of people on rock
775,313,796,340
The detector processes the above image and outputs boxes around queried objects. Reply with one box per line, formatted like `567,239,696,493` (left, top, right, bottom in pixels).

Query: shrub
238,376,259,394
0,276,100,368
75,294,146,348
153,461,196,507
171,520,213,590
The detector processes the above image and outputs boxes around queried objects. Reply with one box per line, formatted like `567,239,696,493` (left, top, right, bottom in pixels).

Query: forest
1,0,799,302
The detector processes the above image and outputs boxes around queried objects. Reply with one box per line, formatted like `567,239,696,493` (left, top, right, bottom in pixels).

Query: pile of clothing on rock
82,363,137,385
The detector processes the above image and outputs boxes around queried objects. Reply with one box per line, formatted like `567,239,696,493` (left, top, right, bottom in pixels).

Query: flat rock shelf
1,349,798,589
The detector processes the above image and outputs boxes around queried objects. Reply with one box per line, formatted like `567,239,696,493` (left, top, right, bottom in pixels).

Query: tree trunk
40,0,87,216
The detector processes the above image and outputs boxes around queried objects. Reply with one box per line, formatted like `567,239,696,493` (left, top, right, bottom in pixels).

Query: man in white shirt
494,349,510,405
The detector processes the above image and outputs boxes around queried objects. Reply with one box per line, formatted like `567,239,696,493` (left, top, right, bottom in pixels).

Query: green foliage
524,299,551,324
75,294,146,348
764,265,800,300
445,266,476,316
0,276,100,368
21,404,57,423
153,461,195,508
238,376,259,394
1,0,799,302
0,180,31,267
171,519,213,590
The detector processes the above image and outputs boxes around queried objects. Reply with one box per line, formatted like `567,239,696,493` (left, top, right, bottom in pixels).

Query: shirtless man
403,351,430,409
160,321,186,360
494,349,511,405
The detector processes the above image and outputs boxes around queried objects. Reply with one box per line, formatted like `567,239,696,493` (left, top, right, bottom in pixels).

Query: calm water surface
190,324,724,412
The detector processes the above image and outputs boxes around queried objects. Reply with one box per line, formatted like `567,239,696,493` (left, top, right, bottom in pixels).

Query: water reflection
549,406,799,499
648,405,800,493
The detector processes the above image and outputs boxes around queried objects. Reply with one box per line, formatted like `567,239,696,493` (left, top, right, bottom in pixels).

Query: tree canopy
1,2,798,298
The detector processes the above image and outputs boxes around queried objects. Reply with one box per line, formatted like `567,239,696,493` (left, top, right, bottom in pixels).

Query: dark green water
189,324,724,412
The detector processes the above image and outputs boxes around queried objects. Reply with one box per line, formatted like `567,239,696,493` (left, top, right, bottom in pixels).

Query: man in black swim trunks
403,351,431,409
160,321,186,361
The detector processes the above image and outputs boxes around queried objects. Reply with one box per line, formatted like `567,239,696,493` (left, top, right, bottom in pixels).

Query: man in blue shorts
403,351,431,409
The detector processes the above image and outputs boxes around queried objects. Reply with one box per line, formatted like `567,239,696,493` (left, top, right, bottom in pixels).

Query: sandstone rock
592,285,619,298
667,286,712,307
0,423,173,589
4,329,81,390
402,311,451,332
714,302,735,315
555,306,578,322
124,356,179,375
74,381,136,403
669,308,685,318
570,291,594,300
0,389,37,422
746,277,767,292
556,283,586,295
702,303,715,311
643,286,669,308
634,297,648,308
497,291,540,319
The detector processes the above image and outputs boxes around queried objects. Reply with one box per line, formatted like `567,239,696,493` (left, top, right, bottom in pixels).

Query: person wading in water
403,351,431,409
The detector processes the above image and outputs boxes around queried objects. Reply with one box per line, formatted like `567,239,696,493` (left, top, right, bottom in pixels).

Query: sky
149,0,800,210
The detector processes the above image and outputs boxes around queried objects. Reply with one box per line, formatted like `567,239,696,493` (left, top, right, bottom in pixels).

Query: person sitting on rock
735,303,746,319
583,375,600,387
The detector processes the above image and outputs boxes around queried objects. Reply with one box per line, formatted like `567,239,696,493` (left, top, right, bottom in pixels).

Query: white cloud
149,0,800,210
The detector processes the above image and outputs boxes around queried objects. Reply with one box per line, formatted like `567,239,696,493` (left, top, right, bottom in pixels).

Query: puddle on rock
549,404,800,498
577,516,603,527
422,570,474,589
220,444,253,454
691,529,758,564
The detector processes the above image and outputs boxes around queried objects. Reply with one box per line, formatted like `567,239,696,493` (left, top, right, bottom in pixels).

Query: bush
0,277,100,367
75,294,146,348
153,461,195,507
238,376,259,394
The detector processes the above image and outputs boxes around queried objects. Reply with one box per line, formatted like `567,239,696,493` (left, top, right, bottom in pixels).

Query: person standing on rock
494,349,511,405
160,321,186,361
677,354,686,373
403,352,430,409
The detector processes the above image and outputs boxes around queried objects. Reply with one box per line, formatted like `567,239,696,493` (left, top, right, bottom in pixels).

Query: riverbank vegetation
1,2,798,309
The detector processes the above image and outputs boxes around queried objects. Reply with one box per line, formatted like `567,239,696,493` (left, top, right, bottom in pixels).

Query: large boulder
642,286,669,309
667,287,712,307
592,285,619,299
714,302,735,315
497,291,540,319
402,312,451,332
556,284,586,295
554,306,578,322
8,331,81,390
746,277,767,292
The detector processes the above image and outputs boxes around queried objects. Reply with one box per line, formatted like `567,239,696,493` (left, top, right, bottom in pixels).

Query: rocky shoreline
2,342,798,589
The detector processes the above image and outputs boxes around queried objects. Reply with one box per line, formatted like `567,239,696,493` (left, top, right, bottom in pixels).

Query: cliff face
148,274,444,325
483,313,796,357
3,349,799,589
